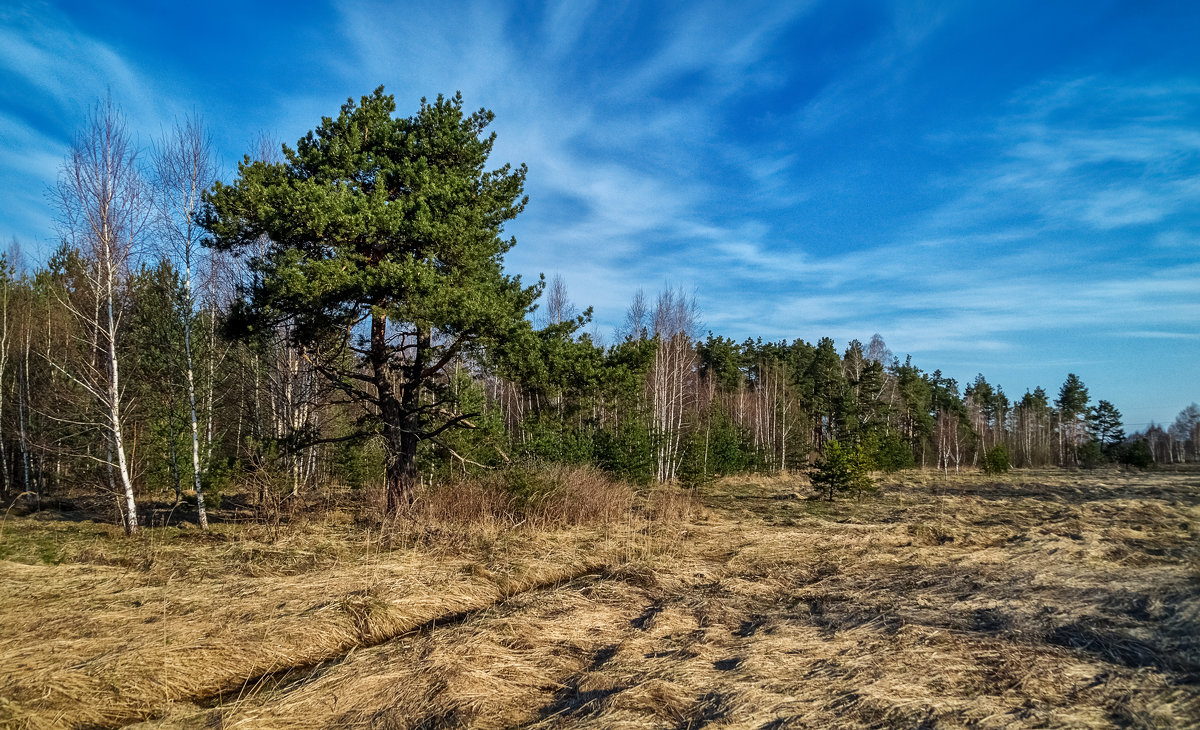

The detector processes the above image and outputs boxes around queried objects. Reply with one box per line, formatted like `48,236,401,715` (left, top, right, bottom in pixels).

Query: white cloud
0,2,162,124
929,76,1200,235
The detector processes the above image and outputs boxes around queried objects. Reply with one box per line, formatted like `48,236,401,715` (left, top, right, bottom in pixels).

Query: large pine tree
203,88,537,513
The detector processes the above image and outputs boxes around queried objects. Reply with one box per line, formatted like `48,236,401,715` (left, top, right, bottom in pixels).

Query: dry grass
2,467,1198,729
415,465,639,529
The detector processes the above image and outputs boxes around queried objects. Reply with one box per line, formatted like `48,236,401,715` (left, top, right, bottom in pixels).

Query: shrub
332,439,384,490
517,416,595,465
868,432,915,473
1077,440,1105,469
982,445,1010,474
1115,439,1154,469
593,422,655,485
679,410,758,486
418,465,636,527
809,440,873,501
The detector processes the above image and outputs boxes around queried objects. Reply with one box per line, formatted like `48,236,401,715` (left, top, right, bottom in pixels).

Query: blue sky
1,0,1197,428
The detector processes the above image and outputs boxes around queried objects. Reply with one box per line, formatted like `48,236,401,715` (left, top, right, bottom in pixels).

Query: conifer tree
1088,400,1124,453
203,88,537,513
1056,373,1090,465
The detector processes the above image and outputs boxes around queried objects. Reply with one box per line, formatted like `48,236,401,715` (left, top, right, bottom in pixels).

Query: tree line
2,88,1195,532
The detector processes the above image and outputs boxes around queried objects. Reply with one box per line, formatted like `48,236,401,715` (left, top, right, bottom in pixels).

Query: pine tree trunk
374,313,422,514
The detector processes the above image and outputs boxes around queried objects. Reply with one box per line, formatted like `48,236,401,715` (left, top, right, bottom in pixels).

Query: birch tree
153,114,216,528
53,97,150,534
0,255,11,498
648,287,698,483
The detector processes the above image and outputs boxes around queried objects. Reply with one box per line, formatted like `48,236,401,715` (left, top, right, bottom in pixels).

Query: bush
593,422,655,485
679,411,758,486
1115,439,1154,469
1077,440,1105,469
982,445,1010,474
418,465,635,526
867,432,915,473
332,439,384,490
518,416,595,465
808,440,873,501
197,457,244,510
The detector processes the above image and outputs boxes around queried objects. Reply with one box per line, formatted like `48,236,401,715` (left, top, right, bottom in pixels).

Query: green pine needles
808,439,874,501
203,88,537,514
982,445,1011,474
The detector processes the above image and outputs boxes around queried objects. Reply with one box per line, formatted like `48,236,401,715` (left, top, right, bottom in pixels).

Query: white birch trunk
105,261,138,534
184,268,208,528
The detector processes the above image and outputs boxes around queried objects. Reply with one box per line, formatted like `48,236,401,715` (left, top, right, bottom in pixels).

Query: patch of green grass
1,519,132,565
0,524,71,564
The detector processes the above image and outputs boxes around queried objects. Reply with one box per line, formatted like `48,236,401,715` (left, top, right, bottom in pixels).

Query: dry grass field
1,467,1197,729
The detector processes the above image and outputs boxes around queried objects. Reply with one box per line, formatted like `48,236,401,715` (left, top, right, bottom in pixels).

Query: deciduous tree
153,114,218,528
53,97,150,534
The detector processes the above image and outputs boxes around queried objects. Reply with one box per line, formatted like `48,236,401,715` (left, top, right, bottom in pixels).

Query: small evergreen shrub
982,445,1010,474
1077,440,1105,469
809,440,873,501
593,422,655,485
679,411,758,486
1115,439,1154,468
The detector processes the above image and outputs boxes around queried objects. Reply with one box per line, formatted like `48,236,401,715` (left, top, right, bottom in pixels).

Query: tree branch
420,412,480,440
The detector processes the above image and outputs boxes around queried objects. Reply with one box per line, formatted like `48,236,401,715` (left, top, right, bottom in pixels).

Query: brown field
1,467,1197,729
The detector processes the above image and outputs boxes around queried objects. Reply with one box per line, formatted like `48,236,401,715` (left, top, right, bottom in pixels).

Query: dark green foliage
679,409,758,486
697,334,745,390
891,357,935,454
867,432,915,473
802,338,848,443
197,458,240,510
808,439,873,501
124,260,191,498
331,440,385,490
518,415,595,465
1115,440,1154,468
1088,400,1124,451
1077,440,1105,469
432,368,510,474
593,422,655,485
203,88,536,511
982,445,1011,474
1056,374,1090,418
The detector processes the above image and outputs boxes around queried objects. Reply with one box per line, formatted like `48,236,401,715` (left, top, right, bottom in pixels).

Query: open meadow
1,467,1197,729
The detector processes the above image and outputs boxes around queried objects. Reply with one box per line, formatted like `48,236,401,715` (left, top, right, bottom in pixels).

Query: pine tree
1087,400,1124,453
1055,373,1090,466
203,89,537,514
808,439,872,501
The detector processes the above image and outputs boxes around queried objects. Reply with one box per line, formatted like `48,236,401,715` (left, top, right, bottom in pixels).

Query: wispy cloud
0,3,164,125
1121,331,1200,340
0,2,186,247
928,77,1200,236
